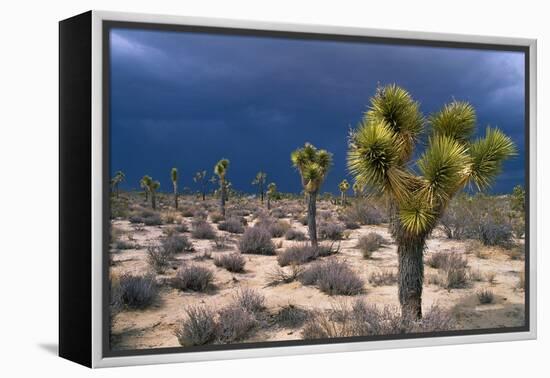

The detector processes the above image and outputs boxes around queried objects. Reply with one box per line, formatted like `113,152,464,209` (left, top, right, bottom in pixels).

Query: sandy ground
110,197,525,350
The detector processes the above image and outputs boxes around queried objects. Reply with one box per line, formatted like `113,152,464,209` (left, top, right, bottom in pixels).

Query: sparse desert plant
506,244,525,260
181,206,195,218
174,222,189,233
267,182,277,210
268,220,291,237
291,143,333,247
191,220,216,239
238,227,276,255
357,232,384,258
464,240,484,255
112,239,136,250
117,274,158,309
275,304,309,328
300,260,364,295
426,252,468,289
146,246,171,273
284,228,307,241
214,253,246,273
161,234,194,254
477,289,495,304
342,199,384,225
347,84,515,319
110,170,125,198
252,171,267,203
216,305,257,343
140,175,152,202
338,179,350,204
479,219,513,247
217,217,245,234
213,235,231,250
468,268,484,282
175,306,218,347
145,178,161,210
270,207,286,219
266,265,304,286
192,250,212,261
193,170,209,201
214,159,230,216
368,269,398,286
233,288,265,314
277,244,335,267
318,222,345,240
485,271,497,284
210,212,224,223
173,264,214,292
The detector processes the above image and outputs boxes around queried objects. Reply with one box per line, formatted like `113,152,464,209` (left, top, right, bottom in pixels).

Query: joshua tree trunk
173,184,178,209
307,191,318,247
151,192,156,210
115,184,119,198
397,236,425,320
340,192,344,205
260,184,264,203
267,197,271,210
144,191,148,202
220,182,226,217
202,190,206,201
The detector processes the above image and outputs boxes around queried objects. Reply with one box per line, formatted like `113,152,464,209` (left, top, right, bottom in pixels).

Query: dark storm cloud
109,28,526,195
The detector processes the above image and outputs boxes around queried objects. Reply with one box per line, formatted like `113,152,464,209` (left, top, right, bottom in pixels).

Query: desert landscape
109,186,525,350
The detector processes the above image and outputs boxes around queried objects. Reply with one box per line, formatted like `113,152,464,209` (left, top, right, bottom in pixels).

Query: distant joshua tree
352,181,362,198
267,182,277,210
111,171,125,198
252,171,267,203
171,168,179,209
347,84,516,320
193,170,209,201
140,175,152,202
511,184,525,213
291,143,333,247
214,159,230,217
146,178,161,210
338,179,350,204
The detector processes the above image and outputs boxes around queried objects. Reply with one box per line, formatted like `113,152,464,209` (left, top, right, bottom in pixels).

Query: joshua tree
267,182,277,210
145,178,160,210
193,170,209,201
347,84,516,320
252,171,267,203
139,175,151,202
111,171,125,198
171,168,179,209
291,143,333,247
511,184,525,213
352,181,362,198
214,159,230,217
338,179,350,205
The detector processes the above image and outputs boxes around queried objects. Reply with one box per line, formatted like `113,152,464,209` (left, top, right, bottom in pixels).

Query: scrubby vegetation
239,227,276,255
114,274,158,309
277,244,336,266
300,260,364,295
173,264,214,292
357,232,384,258
213,253,246,272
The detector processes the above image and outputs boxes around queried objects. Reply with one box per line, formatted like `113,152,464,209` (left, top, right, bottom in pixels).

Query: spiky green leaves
214,159,230,180
339,179,350,193
171,168,178,183
399,199,437,236
267,182,277,197
418,135,470,204
469,127,517,190
291,143,333,193
430,101,476,143
365,84,424,163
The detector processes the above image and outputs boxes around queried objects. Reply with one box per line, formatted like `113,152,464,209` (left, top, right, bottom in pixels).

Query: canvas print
107,26,527,353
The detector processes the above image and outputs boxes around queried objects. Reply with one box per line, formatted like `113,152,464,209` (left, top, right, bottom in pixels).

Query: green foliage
291,143,333,193
511,185,525,213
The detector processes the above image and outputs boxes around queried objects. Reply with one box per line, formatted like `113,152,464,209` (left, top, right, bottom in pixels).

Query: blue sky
109,28,526,195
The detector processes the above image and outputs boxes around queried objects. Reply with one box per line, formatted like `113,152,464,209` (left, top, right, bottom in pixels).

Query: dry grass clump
173,264,214,292
210,212,224,224
217,217,245,234
233,288,265,314
275,304,310,328
284,228,307,241
277,243,336,267
213,235,232,250
318,222,345,240
342,200,384,225
485,271,496,284
300,260,364,295
191,220,217,239
216,305,257,343
357,232,384,258
146,246,171,273
213,253,246,273
161,234,194,254
174,306,218,347
180,206,196,218
238,227,276,255
477,289,495,304
174,222,189,233
368,269,397,286
129,209,162,226
266,265,304,286
270,207,286,219
426,252,469,289
302,300,454,339
464,240,484,255
114,273,158,309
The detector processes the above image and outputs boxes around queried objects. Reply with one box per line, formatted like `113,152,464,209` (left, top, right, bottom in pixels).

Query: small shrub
239,227,276,255
181,206,196,218
477,289,495,304
175,306,217,346
173,264,214,292
233,288,265,314
193,250,212,261
277,244,335,267
426,251,467,270
117,274,158,309
214,253,246,273
464,240,484,255
318,222,345,240
284,228,307,241
217,305,257,343
468,268,484,282
426,252,469,289
146,246,171,273
163,213,177,224
368,270,397,286
343,200,384,225
485,271,496,284
213,235,231,250
269,220,291,238
210,212,224,224
479,221,513,247
174,223,189,233
270,208,286,219
191,220,216,239
266,265,304,286
357,232,384,258
161,234,194,254
300,260,364,296
506,244,525,260
275,304,309,328
218,217,245,234
343,219,360,230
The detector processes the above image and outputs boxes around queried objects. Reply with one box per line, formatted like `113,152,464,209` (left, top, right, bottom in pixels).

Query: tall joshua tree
147,179,160,210
252,171,267,203
347,84,516,320
111,171,125,198
214,159,230,217
291,143,333,247
193,170,208,201
267,182,277,210
338,179,350,204
352,181,362,198
140,175,152,202
171,168,179,209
